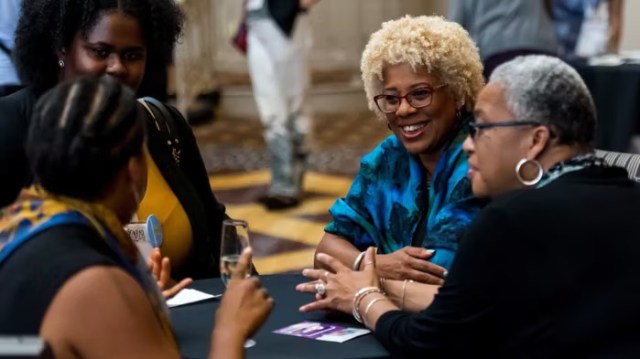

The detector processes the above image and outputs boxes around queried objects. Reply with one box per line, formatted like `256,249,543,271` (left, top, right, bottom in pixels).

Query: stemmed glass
220,219,256,348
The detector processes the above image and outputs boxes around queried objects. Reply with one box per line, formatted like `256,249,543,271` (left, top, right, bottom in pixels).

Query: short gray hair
490,55,596,147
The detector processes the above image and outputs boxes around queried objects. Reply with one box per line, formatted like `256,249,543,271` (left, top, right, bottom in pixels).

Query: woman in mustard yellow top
136,98,229,280
137,149,193,271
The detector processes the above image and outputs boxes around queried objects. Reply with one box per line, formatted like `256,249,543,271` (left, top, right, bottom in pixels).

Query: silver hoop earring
515,158,543,186
58,60,65,68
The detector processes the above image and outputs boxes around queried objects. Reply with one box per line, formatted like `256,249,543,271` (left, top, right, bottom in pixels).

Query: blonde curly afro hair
361,15,484,120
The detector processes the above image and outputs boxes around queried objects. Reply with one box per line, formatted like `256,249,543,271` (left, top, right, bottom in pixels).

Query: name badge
124,214,163,260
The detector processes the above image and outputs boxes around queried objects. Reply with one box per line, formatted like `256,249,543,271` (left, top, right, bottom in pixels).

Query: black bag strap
0,40,12,58
0,41,10,56
138,97,182,165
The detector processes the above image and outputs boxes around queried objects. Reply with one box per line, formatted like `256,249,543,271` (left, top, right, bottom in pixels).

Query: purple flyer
274,321,370,343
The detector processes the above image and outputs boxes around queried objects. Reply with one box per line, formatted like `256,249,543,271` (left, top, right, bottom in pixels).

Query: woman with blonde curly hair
314,15,486,285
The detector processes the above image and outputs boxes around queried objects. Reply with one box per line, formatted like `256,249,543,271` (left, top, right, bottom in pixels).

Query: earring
515,158,543,186
387,122,391,131
58,59,65,68
456,108,462,121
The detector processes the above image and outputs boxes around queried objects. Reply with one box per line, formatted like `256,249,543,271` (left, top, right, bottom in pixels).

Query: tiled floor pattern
210,170,353,274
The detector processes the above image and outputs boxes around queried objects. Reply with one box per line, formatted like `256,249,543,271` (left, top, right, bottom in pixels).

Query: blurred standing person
550,0,623,58
0,0,21,97
449,0,558,79
246,0,318,210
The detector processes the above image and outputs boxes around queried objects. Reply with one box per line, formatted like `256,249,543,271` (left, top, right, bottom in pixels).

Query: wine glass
220,219,256,348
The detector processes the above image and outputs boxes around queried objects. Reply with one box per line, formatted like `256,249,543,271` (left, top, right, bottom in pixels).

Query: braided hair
14,0,183,94
27,75,145,200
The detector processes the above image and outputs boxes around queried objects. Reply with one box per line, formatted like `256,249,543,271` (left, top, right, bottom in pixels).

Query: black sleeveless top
0,225,118,334
0,87,37,207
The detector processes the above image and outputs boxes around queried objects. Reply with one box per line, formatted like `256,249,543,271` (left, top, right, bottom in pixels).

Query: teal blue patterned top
325,128,485,270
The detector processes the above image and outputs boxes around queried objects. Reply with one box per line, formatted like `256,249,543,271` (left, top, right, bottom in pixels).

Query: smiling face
61,11,147,91
463,83,535,197
382,63,459,157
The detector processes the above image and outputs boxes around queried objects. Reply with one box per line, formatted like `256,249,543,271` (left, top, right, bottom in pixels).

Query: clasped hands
296,246,446,316
296,247,381,314
374,246,446,285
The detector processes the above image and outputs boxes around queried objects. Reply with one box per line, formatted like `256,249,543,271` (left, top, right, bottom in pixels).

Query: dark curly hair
27,75,145,200
14,0,183,94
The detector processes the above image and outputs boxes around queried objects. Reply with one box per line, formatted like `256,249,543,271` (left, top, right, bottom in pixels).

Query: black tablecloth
171,274,391,359
571,61,640,152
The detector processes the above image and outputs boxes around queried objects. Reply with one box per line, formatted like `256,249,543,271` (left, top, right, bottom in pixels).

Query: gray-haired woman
297,55,640,357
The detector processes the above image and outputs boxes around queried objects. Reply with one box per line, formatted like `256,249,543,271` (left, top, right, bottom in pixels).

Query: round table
170,274,391,359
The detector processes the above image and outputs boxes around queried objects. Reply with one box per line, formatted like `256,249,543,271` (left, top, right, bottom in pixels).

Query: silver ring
315,282,326,296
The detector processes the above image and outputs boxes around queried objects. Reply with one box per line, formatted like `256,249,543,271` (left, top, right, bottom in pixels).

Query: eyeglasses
467,120,542,139
373,84,448,114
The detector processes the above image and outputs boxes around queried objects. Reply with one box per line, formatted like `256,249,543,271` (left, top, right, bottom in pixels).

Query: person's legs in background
247,16,309,210
283,13,312,206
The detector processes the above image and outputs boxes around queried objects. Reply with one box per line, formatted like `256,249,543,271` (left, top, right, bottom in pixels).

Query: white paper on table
620,51,640,65
588,54,624,66
167,289,221,308
314,328,371,343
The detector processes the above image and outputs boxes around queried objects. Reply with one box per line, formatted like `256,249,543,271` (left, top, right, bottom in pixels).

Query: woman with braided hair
0,0,228,280
0,76,273,359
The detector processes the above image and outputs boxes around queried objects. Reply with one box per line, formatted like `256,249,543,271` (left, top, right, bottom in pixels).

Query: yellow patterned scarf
0,187,176,346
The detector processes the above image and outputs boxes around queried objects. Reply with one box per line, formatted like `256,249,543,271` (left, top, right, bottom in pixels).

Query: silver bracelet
352,251,366,271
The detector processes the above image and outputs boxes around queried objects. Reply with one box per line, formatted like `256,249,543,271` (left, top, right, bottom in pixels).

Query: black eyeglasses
373,84,448,113
467,120,542,139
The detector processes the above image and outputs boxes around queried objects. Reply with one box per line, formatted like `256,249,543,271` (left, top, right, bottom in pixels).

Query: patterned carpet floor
195,112,389,175
196,113,388,274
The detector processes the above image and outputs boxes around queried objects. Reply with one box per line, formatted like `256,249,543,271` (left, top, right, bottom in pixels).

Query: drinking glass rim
223,218,248,227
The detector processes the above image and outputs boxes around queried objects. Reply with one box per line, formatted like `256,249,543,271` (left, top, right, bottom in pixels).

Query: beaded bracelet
352,287,384,323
